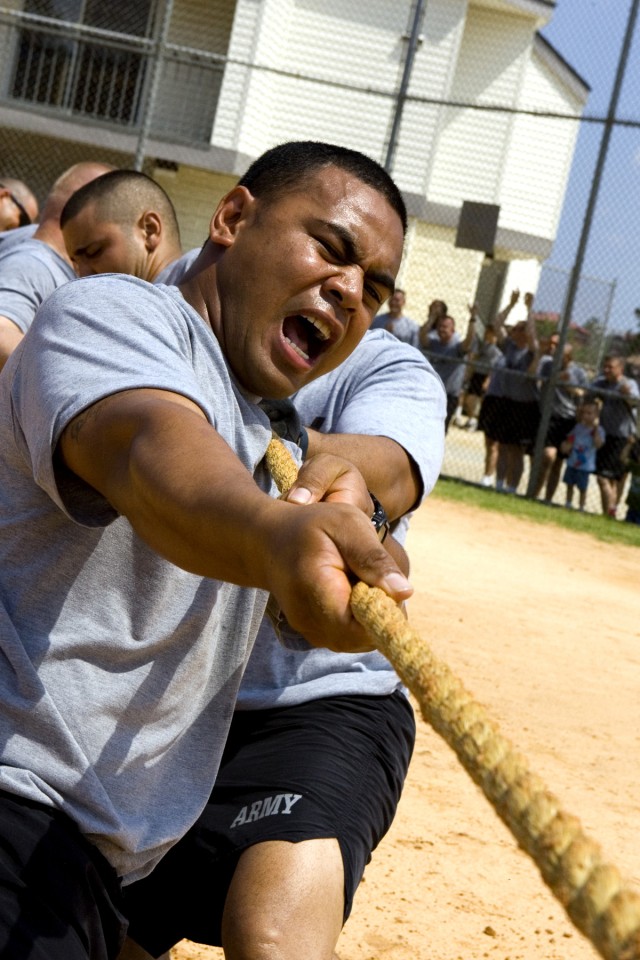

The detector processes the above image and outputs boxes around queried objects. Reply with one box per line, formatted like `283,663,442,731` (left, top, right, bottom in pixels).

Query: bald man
0,177,39,232
0,161,115,368
61,169,190,284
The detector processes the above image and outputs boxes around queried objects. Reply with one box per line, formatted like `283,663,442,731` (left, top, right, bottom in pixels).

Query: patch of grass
433,476,640,548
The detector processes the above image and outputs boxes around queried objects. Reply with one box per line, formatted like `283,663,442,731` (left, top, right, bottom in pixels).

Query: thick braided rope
266,437,640,960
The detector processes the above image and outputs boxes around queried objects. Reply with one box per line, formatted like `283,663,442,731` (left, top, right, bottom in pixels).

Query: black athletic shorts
500,398,541,447
478,394,508,442
466,371,487,398
596,435,629,480
124,692,416,956
545,414,576,453
0,790,126,960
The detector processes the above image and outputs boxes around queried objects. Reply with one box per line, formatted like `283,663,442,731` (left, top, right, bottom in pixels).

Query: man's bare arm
58,388,412,651
523,291,538,352
303,430,421,519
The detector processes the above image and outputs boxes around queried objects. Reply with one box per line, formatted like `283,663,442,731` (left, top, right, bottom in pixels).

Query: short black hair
238,141,407,234
60,169,180,241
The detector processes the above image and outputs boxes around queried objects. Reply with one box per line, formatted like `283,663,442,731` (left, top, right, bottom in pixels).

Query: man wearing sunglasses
0,177,38,231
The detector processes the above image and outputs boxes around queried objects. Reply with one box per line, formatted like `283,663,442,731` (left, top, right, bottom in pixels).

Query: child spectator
560,400,605,511
621,435,640,525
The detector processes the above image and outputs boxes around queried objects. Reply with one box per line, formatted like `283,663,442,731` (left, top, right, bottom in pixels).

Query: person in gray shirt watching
420,312,475,431
369,287,420,344
534,342,588,503
589,354,640,516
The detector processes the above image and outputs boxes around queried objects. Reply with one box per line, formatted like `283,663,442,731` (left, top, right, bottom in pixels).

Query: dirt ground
171,496,640,960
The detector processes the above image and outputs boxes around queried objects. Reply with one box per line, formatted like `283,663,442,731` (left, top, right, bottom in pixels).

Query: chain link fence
0,0,639,515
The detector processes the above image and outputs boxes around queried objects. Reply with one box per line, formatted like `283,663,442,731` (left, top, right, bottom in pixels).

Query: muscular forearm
305,429,420,519
60,388,285,586
59,389,413,651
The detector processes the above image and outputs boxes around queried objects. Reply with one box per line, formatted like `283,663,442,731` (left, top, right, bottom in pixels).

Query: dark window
11,0,156,126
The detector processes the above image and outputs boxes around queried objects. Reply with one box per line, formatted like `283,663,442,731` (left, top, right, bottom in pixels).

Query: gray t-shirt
0,274,282,883
370,312,420,346
236,329,446,709
485,354,507,397
538,357,588,418
470,339,502,377
156,248,201,285
0,223,38,252
0,238,75,332
501,338,538,403
590,374,639,437
422,331,468,397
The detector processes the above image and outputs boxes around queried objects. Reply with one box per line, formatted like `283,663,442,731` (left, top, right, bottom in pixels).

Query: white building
0,0,588,323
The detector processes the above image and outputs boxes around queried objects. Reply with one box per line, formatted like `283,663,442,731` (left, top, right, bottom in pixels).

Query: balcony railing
0,11,224,145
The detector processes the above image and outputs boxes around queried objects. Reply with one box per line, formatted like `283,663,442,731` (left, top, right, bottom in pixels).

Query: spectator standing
417,297,448,348
534,343,588,502
0,161,114,368
590,354,640,517
459,307,503,430
369,288,420,345
492,291,539,493
475,289,520,487
477,356,508,487
560,399,605,511
421,313,475,431
535,331,559,372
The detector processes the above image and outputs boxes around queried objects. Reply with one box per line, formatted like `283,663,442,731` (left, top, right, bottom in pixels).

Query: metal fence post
134,0,174,172
384,0,426,174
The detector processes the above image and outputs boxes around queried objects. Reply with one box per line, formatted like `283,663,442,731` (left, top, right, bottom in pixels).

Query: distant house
0,0,587,324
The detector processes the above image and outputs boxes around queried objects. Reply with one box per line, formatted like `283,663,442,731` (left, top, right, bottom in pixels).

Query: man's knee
222,840,344,960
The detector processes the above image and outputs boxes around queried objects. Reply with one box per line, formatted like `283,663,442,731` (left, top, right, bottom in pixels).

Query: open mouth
282,314,333,364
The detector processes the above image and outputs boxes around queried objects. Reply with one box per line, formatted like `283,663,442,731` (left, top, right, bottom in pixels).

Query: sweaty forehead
274,166,401,230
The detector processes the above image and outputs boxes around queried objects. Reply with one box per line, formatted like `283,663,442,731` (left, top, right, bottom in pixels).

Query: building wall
428,6,529,216
499,43,583,239
213,0,295,157
400,220,483,328
153,164,237,252
393,0,467,195
215,0,409,163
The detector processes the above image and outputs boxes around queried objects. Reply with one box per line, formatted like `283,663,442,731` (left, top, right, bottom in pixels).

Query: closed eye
317,237,344,262
365,282,383,305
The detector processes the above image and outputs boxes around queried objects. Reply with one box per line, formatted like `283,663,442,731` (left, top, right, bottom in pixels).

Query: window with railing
9,0,156,127
1,0,231,145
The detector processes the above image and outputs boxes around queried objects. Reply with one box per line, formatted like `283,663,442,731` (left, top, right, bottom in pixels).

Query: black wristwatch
369,492,390,543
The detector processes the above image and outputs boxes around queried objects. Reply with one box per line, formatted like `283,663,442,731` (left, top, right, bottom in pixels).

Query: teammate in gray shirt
0,161,113,368
122,331,445,960
0,141,411,960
